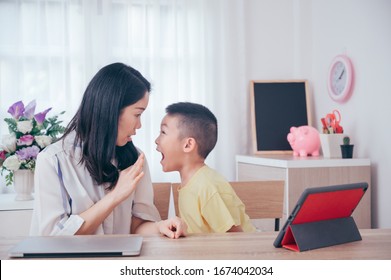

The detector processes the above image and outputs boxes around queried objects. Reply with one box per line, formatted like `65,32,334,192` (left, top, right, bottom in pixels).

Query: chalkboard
250,80,311,154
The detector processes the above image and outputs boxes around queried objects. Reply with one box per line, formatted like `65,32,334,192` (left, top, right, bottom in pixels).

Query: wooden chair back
172,180,284,231
171,183,181,219
230,181,284,231
152,182,172,220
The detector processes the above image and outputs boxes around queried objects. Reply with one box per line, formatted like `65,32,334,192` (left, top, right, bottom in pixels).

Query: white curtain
0,0,248,185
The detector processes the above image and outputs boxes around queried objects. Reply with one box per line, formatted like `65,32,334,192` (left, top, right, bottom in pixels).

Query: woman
30,63,186,238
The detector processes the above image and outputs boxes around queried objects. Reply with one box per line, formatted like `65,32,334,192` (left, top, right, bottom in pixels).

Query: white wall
245,0,391,228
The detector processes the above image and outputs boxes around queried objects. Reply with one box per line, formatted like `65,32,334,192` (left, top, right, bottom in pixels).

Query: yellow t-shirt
178,165,256,233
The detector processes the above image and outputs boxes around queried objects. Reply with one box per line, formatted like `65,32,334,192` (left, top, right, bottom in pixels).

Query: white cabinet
0,194,34,236
236,155,371,229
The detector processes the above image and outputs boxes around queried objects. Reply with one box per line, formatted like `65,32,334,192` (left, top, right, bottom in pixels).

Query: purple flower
23,100,37,119
7,101,25,120
17,134,34,146
15,145,40,160
34,108,52,125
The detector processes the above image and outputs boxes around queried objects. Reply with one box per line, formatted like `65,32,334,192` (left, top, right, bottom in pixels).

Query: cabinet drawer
0,210,33,237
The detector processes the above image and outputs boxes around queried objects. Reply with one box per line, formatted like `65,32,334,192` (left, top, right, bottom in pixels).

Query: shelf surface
0,193,34,211
236,154,371,168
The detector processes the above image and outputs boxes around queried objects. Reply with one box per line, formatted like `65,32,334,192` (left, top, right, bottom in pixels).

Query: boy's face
155,114,185,172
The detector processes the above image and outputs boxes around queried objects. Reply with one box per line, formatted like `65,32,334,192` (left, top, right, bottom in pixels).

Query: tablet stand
281,217,362,252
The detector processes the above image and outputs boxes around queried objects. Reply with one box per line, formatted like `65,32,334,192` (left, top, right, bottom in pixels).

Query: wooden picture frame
250,80,312,154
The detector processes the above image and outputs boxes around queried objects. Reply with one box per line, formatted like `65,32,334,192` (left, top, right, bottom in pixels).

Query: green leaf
5,172,13,186
4,118,17,134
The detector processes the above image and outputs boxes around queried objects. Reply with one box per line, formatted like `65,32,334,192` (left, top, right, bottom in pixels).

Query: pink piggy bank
287,126,320,157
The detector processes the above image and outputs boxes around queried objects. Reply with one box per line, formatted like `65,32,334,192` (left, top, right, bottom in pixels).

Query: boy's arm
202,192,246,233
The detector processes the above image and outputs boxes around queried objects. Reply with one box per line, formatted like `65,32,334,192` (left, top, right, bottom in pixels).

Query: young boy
155,102,255,233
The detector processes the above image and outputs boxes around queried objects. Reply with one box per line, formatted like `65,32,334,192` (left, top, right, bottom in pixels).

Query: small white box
319,134,346,158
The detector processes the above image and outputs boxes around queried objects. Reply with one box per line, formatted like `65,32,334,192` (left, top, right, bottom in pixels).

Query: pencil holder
319,134,345,158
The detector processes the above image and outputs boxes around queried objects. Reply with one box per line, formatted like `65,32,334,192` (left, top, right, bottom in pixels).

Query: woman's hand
77,154,145,235
156,217,188,239
111,153,145,204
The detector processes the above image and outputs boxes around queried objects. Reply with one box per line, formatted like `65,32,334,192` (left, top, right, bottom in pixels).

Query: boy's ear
183,137,197,153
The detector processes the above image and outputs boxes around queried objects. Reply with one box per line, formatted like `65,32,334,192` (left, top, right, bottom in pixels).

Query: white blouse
30,132,160,236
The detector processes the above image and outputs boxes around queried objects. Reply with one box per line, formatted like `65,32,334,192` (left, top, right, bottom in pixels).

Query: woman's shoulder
39,139,65,157
38,132,80,160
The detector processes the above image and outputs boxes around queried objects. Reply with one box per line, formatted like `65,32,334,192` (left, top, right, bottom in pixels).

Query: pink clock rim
327,54,354,103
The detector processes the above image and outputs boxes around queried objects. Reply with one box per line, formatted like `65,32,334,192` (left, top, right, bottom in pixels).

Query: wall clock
327,54,354,103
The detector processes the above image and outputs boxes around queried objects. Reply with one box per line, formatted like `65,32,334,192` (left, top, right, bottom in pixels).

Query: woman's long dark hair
61,63,151,189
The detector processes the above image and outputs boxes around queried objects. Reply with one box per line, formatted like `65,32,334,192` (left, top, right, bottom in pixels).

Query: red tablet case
274,182,368,252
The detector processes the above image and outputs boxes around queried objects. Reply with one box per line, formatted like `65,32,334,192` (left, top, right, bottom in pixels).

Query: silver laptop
8,235,143,258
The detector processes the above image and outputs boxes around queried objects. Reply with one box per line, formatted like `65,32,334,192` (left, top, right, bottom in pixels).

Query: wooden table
1,229,390,260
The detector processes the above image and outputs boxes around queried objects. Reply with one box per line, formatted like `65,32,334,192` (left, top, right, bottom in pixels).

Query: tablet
273,182,368,251
8,235,143,258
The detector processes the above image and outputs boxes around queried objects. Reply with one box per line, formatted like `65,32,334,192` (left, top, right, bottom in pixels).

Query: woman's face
116,92,149,146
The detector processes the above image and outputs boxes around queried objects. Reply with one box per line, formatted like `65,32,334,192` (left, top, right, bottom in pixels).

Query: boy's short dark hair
166,102,217,159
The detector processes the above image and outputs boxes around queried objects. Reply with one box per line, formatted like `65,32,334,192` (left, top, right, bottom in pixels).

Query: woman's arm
131,216,187,239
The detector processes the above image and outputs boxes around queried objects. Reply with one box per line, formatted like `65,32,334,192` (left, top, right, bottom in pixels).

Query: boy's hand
157,217,187,239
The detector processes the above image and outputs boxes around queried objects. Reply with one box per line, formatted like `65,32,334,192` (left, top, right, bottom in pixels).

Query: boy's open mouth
156,148,165,164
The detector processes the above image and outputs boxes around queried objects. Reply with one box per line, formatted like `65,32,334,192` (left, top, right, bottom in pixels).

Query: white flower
2,155,21,171
17,120,33,134
35,135,52,148
1,133,17,153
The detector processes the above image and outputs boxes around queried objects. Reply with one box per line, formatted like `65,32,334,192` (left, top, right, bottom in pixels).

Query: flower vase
13,170,34,201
